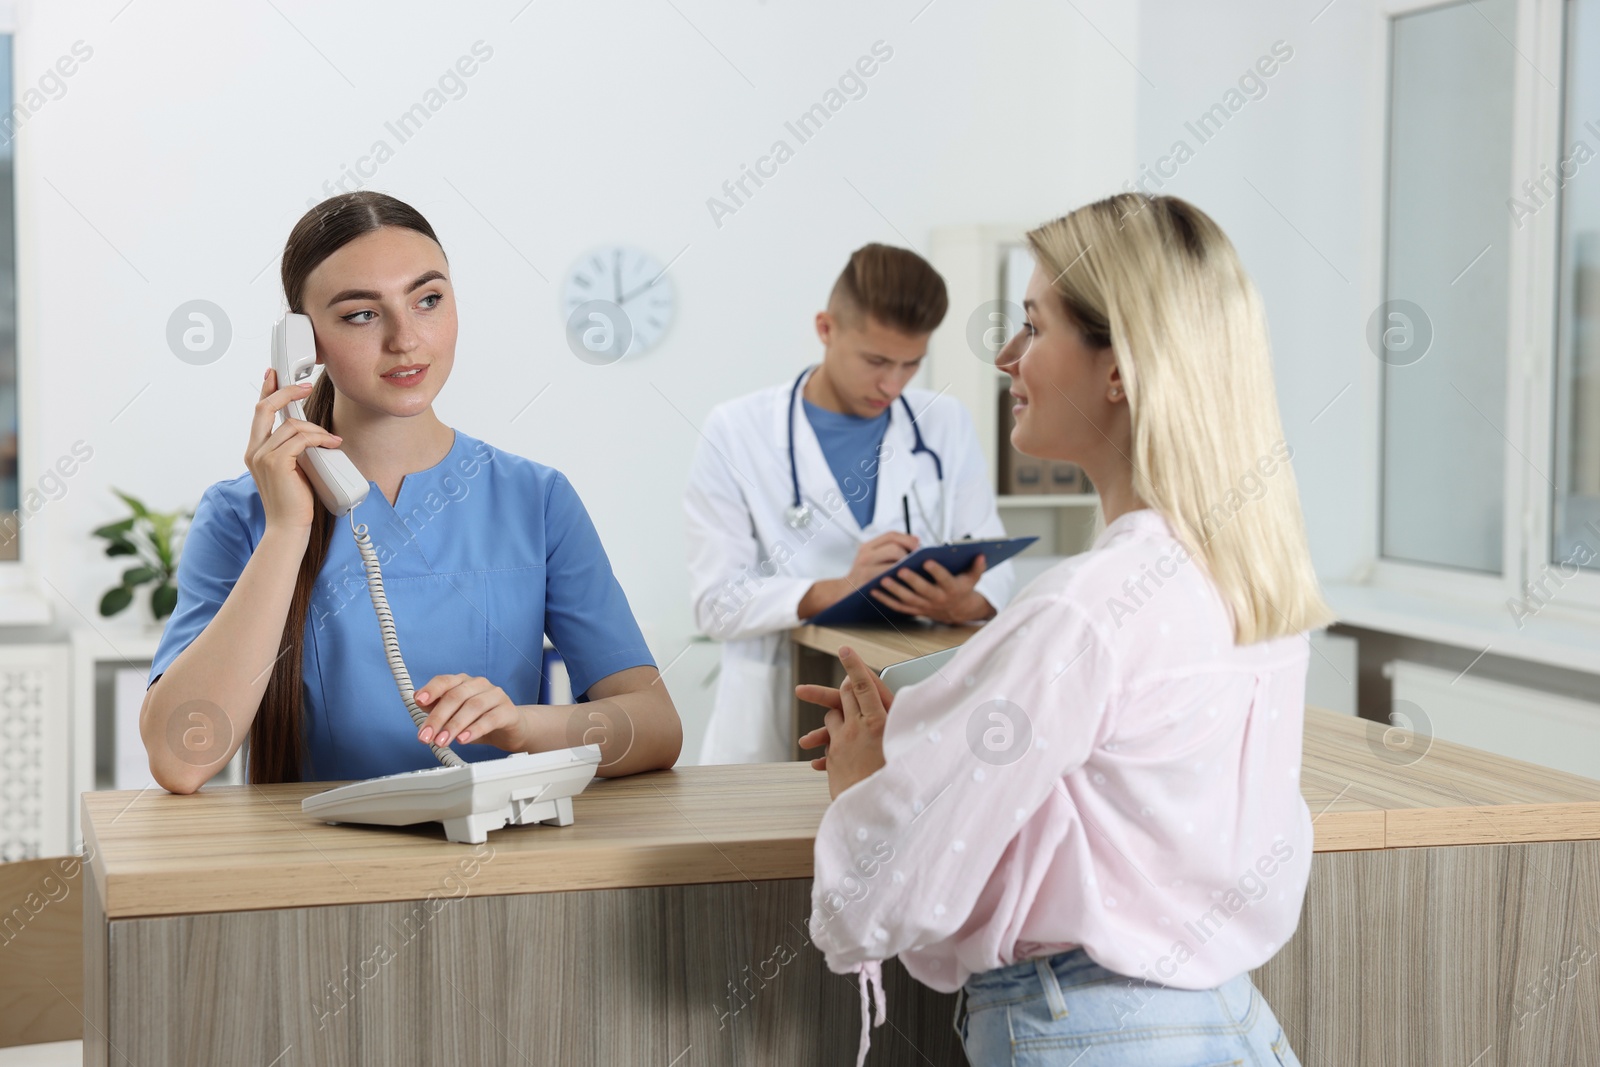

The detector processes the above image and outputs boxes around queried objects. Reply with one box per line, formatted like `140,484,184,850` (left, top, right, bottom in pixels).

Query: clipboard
803,536,1038,627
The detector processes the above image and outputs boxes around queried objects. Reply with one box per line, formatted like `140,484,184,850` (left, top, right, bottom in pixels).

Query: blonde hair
1025,194,1332,644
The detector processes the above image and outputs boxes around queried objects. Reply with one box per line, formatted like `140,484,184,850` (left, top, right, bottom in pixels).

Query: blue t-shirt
803,399,890,527
148,428,655,782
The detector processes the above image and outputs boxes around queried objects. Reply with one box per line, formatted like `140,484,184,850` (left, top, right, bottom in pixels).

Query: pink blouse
809,508,1314,1063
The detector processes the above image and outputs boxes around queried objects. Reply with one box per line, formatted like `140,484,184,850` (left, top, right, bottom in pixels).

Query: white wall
9,0,1139,755
1132,0,1384,584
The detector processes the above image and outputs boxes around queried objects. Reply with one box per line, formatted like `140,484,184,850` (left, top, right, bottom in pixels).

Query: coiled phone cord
349,511,468,770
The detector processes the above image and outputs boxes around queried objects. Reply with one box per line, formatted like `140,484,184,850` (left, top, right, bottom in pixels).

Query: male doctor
685,243,1015,764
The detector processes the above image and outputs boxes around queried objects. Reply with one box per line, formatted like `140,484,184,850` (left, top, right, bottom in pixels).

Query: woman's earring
1109,387,1122,400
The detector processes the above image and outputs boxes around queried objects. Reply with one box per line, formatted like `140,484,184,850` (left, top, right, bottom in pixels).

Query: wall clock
561,246,675,363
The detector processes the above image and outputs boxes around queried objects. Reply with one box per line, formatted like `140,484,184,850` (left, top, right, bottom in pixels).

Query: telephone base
440,794,575,845
303,746,600,844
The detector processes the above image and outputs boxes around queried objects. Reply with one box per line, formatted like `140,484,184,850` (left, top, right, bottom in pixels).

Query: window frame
1367,0,1597,626
0,6,60,627
1521,0,1600,614
0,8,24,580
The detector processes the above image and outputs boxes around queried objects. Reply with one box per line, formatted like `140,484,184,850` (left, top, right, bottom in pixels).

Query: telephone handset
270,312,370,517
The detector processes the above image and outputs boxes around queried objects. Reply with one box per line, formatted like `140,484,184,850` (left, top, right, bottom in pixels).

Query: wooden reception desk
81,763,945,1066
81,635,1600,1066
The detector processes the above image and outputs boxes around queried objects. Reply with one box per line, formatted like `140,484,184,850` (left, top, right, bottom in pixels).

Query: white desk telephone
272,312,602,843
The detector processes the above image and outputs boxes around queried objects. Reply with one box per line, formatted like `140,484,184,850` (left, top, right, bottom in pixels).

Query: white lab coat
685,371,1016,765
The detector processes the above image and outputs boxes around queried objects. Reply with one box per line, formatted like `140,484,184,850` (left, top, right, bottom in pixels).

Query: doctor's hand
413,674,527,752
873,554,996,624
803,647,888,799
846,532,920,589
797,533,923,619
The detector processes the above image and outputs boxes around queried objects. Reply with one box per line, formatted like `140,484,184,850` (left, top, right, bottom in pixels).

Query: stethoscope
782,365,946,536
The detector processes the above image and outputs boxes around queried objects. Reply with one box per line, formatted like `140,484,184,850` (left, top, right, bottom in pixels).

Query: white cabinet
0,643,71,860
68,626,162,852
66,625,244,852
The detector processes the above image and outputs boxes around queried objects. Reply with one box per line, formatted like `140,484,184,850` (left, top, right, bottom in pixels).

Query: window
1371,0,1600,624
1380,0,1516,575
1555,0,1600,573
0,35,17,563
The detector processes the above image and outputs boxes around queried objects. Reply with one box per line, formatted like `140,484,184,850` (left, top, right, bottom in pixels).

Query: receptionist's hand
872,554,994,624
249,367,346,537
797,647,887,799
414,674,526,751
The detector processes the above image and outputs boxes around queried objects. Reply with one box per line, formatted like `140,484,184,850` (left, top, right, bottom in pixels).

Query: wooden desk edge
80,794,107,905
94,836,821,919
790,623,981,670
1310,810,1386,852
1383,801,1600,849
95,801,1600,919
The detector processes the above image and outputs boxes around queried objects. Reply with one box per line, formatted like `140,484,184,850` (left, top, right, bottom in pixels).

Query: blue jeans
954,948,1302,1066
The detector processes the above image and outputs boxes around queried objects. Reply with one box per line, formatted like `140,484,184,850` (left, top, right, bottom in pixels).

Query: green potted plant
92,488,192,622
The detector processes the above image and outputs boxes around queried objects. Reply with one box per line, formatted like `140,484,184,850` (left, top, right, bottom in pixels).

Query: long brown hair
250,191,446,783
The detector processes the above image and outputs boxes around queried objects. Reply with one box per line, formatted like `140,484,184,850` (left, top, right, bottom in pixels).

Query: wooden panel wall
0,856,84,1049
89,839,1600,1065
107,877,961,1066
84,866,107,1067
1255,839,1600,1066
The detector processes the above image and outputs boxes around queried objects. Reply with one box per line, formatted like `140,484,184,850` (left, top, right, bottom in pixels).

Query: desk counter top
791,622,980,670
83,710,1600,920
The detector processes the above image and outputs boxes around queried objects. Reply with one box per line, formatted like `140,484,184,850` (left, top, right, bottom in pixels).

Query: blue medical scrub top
802,399,889,528
147,428,656,782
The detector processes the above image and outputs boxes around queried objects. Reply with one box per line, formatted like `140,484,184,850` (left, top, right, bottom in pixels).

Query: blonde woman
800,194,1328,1066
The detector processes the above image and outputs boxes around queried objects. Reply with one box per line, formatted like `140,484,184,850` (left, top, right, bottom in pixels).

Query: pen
903,495,912,535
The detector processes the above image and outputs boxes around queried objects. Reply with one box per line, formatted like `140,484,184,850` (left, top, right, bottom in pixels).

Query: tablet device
878,646,961,694
803,536,1038,627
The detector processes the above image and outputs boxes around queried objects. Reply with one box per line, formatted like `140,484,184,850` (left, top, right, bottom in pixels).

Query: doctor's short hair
1024,194,1332,645
827,243,948,335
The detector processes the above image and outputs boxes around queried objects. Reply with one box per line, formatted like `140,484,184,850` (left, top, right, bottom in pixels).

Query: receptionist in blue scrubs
140,191,682,792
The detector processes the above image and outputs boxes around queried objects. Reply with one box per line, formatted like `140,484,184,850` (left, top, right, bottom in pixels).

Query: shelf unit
68,623,244,851
997,494,1101,509
70,625,162,852
928,224,1104,562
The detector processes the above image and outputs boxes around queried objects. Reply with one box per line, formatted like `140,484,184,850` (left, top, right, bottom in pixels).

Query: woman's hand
872,555,994,624
247,368,343,538
796,652,896,766
796,646,889,798
414,673,528,751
